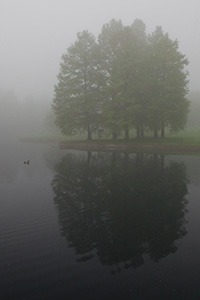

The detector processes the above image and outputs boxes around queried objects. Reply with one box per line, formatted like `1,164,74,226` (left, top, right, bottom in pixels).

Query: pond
0,140,200,300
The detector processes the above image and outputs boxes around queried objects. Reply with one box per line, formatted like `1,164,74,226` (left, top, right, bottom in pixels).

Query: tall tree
129,19,149,138
98,19,125,139
53,20,189,140
148,26,189,138
99,19,150,140
53,30,101,140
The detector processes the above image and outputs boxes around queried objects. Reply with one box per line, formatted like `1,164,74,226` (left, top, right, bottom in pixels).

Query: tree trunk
124,127,129,140
153,129,159,139
136,126,140,139
161,125,165,138
141,125,145,138
112,131,117,140
87,125,92,140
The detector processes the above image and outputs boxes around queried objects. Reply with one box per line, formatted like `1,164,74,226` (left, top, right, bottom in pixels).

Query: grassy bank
20,127,200,148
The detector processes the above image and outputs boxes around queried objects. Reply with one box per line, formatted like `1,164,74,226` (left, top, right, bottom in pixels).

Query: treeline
187,91,200,127
53,19,190,140
0,89,55,139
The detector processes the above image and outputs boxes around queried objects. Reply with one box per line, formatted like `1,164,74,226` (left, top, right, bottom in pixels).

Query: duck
24,160,30,165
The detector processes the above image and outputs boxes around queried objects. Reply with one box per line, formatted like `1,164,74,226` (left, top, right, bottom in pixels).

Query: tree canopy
53,19,190,140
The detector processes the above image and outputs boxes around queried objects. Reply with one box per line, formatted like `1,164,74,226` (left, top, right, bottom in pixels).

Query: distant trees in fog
0,90,55,138
53,19,190,140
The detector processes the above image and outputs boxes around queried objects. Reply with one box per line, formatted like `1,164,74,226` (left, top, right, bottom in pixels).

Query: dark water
1,141,200,300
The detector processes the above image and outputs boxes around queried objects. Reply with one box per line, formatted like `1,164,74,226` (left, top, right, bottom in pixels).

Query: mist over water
0,143,200,299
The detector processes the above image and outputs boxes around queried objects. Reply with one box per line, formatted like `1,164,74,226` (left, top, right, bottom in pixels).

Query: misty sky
0,0,199,100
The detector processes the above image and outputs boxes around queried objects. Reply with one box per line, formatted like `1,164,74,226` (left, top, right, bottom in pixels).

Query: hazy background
0,0,200,137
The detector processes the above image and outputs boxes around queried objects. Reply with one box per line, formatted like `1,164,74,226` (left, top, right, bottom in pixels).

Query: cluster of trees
53,19,190,140
187,91,200,127
0,89,54,139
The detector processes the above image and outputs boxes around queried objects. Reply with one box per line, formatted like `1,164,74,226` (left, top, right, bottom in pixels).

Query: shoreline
20,137,200,154
59,142,200,153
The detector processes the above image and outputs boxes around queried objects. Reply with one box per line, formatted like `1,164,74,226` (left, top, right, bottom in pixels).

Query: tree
98,19,125,139
53,30,102,140
128,19,150,138
148,26,190,138
53,21,190,140
98,19,150,140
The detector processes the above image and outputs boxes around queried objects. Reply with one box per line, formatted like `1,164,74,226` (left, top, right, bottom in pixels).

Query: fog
0,0,200,137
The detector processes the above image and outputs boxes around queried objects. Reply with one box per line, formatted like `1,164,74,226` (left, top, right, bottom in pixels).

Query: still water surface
0,141,200,299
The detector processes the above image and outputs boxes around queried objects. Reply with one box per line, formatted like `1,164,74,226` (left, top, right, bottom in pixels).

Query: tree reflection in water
52,151,189,273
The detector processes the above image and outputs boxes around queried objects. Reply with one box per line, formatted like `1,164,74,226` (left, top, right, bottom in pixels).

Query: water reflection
52,152,189,273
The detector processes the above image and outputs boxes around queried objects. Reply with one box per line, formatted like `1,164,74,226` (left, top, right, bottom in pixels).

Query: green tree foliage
98,19,149,140
148,26,190,138
128,19,150,138
53,20,189,140
98,19,125,139
53,31,102,140
187,91,200,127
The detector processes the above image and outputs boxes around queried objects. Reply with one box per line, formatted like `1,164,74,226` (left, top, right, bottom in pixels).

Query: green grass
61,127,200,147
21,126,200,147
68,137,200,147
